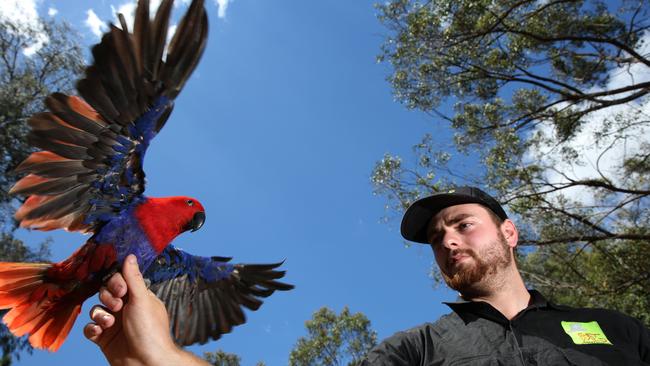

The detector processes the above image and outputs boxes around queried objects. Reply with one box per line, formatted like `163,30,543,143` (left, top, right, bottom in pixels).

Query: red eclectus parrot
0,0,293,352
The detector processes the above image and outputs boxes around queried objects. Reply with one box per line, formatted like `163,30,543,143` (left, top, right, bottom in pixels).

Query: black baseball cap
400,186,508,244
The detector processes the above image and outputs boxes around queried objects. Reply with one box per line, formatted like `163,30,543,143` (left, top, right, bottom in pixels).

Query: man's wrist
153,344,209,366
170,347,210,366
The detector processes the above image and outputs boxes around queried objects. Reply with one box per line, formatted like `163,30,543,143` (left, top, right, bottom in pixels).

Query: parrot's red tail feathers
0,263,49,307
0,262,83,352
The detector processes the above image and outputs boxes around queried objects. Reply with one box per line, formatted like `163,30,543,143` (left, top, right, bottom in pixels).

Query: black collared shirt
362,291,650,365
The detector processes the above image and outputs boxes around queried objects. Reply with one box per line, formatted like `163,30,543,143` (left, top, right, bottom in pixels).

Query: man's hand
84,254,208,366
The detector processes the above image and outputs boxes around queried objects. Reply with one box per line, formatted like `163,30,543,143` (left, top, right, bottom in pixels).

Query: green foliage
0,16,82,364
0,18,84,230
289,307,377,366
373,0,650,322
202,349,267,366
376,0,649,154
203,349,241,366
0,234,50,263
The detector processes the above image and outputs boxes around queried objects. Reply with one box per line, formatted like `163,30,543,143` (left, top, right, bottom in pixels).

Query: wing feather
149,0,174,80
14,160,91,178
18,185,89,221
27,135,90,160
10,176,83,196
144,246,294,346
11,0,208,233
45,94,106,135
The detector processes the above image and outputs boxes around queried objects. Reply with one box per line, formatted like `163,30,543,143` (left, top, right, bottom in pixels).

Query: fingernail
102,314,111,321
128,255,137,265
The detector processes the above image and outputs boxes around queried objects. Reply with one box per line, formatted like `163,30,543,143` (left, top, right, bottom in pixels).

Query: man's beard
440,231,512,297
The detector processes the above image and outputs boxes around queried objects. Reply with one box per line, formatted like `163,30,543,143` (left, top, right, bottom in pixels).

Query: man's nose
441,231,461,249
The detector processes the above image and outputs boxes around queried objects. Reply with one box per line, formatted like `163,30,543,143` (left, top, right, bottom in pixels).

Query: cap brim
400,193,488,244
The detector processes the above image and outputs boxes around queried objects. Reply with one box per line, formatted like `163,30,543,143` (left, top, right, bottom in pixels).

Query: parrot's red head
134,196,206,253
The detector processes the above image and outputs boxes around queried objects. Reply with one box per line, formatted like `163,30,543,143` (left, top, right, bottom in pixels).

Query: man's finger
90,305,115,329
99,287,123,312
83,323,103,343
105,272,127,298
121,254,148,301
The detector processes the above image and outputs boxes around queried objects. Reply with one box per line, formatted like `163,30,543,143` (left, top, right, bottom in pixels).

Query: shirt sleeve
637,319,650,362
361,330,423,366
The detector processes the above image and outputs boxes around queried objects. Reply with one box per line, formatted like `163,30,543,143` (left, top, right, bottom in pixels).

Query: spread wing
10,0,208,233
143,245,294,346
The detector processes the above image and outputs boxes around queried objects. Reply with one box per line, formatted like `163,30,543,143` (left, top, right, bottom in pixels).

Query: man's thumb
122,254,148,300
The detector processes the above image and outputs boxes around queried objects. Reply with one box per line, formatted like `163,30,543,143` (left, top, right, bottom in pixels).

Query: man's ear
501,219,518,248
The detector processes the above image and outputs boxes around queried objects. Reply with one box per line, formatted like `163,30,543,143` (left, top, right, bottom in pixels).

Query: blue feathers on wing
11,0,207,233
146,245,235,284
143,245,294,345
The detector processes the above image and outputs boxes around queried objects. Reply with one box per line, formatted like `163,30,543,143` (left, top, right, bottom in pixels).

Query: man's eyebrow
427,213,476,242
445,213,474,225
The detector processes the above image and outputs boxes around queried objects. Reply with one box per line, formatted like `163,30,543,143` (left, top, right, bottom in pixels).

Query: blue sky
6,0,461,364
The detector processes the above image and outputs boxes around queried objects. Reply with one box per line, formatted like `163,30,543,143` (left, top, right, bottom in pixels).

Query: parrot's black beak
185,211,206,232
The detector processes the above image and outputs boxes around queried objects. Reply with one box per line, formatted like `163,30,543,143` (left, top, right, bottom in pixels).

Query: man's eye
458,222,472,231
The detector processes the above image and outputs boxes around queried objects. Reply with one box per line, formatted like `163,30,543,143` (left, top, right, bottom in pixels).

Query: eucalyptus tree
290,307,377,366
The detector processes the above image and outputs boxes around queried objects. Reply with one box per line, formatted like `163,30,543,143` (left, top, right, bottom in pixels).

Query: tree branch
521,233,650,246
504,28,650,68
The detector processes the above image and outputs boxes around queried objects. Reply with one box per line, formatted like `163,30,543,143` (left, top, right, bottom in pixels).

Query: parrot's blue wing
143,245,294,346
10,0,208,233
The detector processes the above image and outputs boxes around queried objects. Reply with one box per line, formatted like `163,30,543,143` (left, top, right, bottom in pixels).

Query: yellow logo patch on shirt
561,321,612,345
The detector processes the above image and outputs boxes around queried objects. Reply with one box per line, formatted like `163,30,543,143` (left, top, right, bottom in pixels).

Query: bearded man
362,186,650,366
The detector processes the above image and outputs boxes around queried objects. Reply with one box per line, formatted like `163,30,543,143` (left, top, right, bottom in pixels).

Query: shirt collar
442,289,564,324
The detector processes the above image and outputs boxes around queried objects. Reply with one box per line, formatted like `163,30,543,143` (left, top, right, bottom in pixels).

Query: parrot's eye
187,200,194,206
